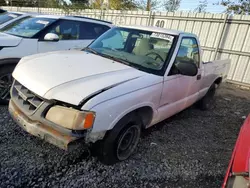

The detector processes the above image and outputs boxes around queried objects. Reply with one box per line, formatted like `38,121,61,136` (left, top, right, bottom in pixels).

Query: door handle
197,74,201,80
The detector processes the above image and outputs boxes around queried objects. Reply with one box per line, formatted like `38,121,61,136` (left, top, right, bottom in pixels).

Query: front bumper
9,100,80,150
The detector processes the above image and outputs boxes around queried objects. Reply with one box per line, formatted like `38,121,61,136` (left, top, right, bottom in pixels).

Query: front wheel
96,113,142,165
0,65,15,105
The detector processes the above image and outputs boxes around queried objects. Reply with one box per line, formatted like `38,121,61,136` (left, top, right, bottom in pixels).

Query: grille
12,81,43,113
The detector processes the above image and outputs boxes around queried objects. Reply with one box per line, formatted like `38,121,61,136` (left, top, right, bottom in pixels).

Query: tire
0,65,15,105
96,113,142,165
197,83,216,110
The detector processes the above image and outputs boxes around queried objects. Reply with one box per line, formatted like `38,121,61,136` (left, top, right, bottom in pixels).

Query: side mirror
175,61,198,76
44,33,59,42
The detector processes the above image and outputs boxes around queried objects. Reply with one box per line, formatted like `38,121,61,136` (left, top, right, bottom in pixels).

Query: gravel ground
0,83,250,188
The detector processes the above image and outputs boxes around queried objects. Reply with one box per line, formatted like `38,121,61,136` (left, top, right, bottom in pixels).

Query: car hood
231,115,250,173
13,50,147,105
0,32,22,47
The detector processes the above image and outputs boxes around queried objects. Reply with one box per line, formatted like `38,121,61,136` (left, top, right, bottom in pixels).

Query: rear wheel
197,83,216,110
0,65,15,105
96,113,142,165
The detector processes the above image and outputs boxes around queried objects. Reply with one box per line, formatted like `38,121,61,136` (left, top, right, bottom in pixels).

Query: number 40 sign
155,20,165,28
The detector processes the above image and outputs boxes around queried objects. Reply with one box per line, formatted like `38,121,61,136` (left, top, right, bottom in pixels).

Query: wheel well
0,63,17,70
134,106,154,128
214,77,222,85
94,106,153,143
0,58,20,69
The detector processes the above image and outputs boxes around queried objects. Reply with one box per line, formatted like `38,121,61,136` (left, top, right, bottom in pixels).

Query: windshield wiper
83,47,122,63
103,53,144,70
83,47,126,64
83,48,142,70
104,53,136,67
83,47,98,55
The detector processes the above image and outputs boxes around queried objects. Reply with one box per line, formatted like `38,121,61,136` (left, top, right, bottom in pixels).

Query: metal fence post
147,11,155,26
147,11,152,26
151,11,155,26
100,9,102,20
102,10,105,20
213,14,228,60
38,0,40,13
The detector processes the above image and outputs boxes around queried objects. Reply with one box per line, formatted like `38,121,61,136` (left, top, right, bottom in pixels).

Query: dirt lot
0,83,249,188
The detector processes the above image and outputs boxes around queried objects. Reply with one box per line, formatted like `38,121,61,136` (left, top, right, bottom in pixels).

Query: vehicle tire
0,65,15,105
96,113,142,165
197,83,216,110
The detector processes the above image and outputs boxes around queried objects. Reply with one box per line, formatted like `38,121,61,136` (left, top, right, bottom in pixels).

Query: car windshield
0,12,21,25
88,27,176,74
0,17,56,38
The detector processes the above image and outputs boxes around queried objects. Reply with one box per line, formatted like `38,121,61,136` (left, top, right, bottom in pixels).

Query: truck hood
13,51,146,105
0,32,22,47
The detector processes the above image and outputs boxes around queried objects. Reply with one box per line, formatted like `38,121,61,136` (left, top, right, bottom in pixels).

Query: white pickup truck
9,25,230,164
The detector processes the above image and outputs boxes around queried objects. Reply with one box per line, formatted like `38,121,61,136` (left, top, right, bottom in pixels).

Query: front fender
85,101,156,143
87,82,162,136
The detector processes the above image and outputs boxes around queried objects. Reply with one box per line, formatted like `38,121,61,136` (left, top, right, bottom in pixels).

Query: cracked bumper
8,100,79,150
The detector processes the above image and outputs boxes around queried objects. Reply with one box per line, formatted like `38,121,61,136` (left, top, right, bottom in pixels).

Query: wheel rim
0,73,13,101
116,125,140,161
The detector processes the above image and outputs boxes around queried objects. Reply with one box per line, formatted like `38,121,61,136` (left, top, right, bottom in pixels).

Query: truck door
158,36,202,121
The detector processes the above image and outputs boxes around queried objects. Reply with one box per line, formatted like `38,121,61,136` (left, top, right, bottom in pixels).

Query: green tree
136,0,162,11
70,0,88,5
40,0,66,8
92,0,138,10
194,0,207,13
0,0,7,6
164,0,181,12
69,0,89,8
221,0,250,14
92,0,102,9
10,0,35,7
9,0,63,8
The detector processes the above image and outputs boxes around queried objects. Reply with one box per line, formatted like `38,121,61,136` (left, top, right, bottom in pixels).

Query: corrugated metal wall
3,7,250,87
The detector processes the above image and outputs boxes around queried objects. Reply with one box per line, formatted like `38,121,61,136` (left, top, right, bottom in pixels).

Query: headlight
45,105,95,130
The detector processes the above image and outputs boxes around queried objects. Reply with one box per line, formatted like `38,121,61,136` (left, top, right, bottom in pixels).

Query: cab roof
119,25,197,37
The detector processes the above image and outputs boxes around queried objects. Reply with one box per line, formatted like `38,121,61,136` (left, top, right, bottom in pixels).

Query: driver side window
169,37,200,75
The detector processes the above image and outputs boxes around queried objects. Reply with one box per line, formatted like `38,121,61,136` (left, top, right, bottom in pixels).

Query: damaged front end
8,80,96,151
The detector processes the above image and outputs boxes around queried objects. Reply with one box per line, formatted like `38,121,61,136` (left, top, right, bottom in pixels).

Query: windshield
0,12,21,25
0,17,56,38
88,27,176,74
